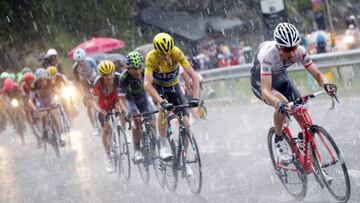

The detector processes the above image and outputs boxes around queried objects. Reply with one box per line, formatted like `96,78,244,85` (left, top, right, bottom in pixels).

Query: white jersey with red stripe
254,41,313,77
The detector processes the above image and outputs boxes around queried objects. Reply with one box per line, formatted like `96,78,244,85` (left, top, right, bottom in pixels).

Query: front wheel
310,125,351,202
267,127,307,200
137,131,150,185
182,130,202,195
117,127,131,181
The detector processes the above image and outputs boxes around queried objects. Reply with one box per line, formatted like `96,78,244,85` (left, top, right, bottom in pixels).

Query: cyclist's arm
260,74,279,107
144,71,163,104
183,65,200,99
28,92,36,111
306,63,329,87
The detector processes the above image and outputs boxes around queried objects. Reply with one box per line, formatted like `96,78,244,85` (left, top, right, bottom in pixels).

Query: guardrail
200,48,360,83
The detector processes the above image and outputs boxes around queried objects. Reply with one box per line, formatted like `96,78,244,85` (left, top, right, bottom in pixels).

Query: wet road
0,95,359,202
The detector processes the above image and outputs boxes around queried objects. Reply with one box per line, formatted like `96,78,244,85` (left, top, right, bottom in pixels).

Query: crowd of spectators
189,41,249,71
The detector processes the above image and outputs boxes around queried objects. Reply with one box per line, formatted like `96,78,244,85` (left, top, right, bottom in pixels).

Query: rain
0,0,360,202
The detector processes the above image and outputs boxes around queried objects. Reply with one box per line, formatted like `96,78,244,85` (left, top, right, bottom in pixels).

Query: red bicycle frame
278,93,338,174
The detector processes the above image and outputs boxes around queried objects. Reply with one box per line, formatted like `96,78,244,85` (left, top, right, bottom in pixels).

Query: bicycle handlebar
38,105,59,113
132,110,159,118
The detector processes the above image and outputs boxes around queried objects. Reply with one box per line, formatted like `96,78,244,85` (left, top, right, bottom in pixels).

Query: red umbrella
68,37,125,59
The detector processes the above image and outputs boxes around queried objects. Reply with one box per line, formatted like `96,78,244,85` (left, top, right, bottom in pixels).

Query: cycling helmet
23,72,35,83
73,48,86,61
153,33,174,55
21,67,32,74
98,60,115,76
17,74,24,84
273,22,301,48
8,73,16,80
0,72,9,79
47,66,58,77
46,48,58,58
125,51,144,68
35,68,48,79
4,78,13,90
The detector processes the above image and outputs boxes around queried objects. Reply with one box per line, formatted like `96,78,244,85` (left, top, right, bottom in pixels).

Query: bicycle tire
60,106,72,149
267,127,307,200
310,125,351,202
49,122,61,158
117,127,131,181
164,137,179,192
183,130,202,195
15,112,25,145
137,130,150,185
149,127,165,188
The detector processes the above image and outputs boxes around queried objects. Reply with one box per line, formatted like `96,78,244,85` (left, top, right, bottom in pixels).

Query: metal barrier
200,48,360,83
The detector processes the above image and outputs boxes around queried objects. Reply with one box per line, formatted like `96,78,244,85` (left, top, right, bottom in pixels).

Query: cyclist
2,78,22,128
120,51,156,163
92,60,128,172
250,22,337,164
29,68,65,146
144,33,200,163
72,48,98,132
20,72,41,146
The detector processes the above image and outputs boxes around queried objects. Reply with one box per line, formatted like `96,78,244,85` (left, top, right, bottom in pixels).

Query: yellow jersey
145,46,190,87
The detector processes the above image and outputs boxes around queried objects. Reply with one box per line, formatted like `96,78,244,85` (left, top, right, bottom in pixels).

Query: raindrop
29,11,33,18
33,22,38,31
46,25,51,34
6,16,10,23
112,4,116,12
207,8,211,15
106,18,111,26
9,34,14,43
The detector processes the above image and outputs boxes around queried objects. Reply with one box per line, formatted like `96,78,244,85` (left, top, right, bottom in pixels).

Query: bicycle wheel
137,131,150,185
267,127,307,200
117,127,131,181
164,137,179,192
15,112,25,145
310,125,351,202
49,122,61,158
182,130,202,195
149,127,165,188
60,107,72,149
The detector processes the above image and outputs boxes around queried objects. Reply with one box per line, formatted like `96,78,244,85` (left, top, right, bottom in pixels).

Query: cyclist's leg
126,99,141,150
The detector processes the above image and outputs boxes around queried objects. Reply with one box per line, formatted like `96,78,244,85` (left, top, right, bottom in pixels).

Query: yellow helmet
47,66,58,77
153,33,174,55
98,60,115,76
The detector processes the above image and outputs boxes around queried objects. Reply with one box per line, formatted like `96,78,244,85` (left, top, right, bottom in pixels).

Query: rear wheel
267,127,307,200
183,130,202,195
310,125,351,202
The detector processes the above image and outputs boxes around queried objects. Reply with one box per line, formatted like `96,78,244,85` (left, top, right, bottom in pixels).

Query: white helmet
73,48,86,61
273,22,301,48
46,48,58,58
35,68,49,79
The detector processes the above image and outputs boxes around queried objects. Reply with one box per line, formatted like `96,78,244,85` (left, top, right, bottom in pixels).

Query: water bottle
297,132,304,151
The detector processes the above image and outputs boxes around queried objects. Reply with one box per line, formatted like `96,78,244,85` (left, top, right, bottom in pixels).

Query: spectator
42,48,64,74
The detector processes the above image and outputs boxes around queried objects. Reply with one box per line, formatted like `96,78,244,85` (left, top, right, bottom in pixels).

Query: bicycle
39,106,63,157
160,104,203,195
267,90,351,202
106,110,131,181
130,110,164,186
58,103,72,149
9,98,26,145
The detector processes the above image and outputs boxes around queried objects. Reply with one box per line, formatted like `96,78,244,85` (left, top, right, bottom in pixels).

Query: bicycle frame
279,92,338,174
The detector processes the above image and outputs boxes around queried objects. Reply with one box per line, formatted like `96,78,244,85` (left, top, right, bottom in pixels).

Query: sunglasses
280,46,298,52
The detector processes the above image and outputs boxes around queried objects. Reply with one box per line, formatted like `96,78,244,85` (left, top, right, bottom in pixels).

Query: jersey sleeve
259,53,273,77
173,47,191,69
144,52,155,76
297,46,313,68
86,57,98,73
